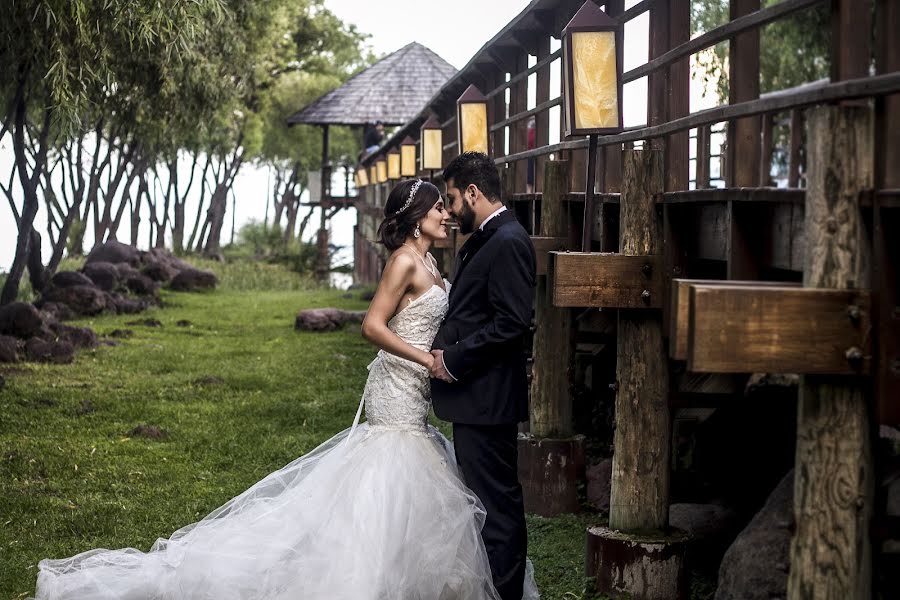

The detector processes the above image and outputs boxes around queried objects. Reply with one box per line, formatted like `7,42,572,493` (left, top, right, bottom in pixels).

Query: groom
429,151,536,600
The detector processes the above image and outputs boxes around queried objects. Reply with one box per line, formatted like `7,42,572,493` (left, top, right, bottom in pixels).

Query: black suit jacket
431,209,536,425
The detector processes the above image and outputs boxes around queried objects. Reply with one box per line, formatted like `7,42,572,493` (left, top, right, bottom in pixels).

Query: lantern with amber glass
376,155,388,184
387,148,401,180
356,167,368,188
420,116,443,173
457,84,489,155
369,164,378,188
400,137,417,177
561,1,623,250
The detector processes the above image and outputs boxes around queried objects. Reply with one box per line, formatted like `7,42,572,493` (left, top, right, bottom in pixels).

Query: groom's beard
457,202,477,235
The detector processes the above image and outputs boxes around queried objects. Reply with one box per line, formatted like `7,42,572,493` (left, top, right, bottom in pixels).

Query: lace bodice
361,284,448,434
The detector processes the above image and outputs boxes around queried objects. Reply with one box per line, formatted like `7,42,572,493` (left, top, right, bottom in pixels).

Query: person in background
364,120,385,155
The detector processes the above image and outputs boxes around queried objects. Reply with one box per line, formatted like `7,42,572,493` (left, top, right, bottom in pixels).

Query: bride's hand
422,351,436,370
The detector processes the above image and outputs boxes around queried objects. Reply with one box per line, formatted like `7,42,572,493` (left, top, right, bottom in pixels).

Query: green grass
0,259,599,599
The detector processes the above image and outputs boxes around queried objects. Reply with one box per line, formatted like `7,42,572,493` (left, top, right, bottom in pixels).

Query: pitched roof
287,42,457,127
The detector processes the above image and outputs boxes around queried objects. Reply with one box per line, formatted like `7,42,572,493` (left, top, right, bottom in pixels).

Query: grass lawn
0,259,602,599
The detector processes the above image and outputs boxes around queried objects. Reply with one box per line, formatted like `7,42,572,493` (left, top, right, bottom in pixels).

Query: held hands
429,350,454,382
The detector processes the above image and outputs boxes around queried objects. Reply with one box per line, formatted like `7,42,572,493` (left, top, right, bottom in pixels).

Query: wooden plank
727,0,761,187
789,103,874,599
686,285,872,374
531,236,569,276
550,252,663,308
788,109,803,187
535,35,551,193
669,279,802,360
667,0,690,191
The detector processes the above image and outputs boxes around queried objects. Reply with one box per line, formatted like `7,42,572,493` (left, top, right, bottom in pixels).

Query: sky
0,0,717,275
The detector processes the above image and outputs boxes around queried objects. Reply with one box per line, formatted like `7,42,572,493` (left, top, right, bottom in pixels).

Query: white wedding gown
34,283,539,599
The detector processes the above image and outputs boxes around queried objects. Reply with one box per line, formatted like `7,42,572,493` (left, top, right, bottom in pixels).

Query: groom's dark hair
442,152,502,204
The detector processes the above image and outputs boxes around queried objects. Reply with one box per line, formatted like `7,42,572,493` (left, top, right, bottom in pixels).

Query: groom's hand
429,350,454,382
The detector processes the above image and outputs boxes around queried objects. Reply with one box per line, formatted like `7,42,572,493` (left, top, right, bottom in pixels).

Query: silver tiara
393,179,423,216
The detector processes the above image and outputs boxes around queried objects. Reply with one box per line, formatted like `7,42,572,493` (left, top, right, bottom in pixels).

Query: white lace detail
361,284,448,434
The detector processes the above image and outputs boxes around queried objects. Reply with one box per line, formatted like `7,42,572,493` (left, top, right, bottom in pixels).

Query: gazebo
287,42,456,280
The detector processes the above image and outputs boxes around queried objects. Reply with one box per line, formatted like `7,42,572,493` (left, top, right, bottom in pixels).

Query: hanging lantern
387,147,401,180
400,136,417,177
561,0,624,137
356,167,368,188
376,155,388,184
420,116,443,171
369,164,378,187
457,84,489,155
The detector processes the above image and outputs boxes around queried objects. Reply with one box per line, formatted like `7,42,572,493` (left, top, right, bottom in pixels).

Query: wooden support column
521,160,584,517
315,125,331,282
610,149,670,532
726,0,761,187
787,104,874,600
535,35,551,193
590,149,687,599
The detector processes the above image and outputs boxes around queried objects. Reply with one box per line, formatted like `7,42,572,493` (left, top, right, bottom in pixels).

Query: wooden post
315,125,331,282
609,148,670,533
726,0,761,187
787,104,874,600
531,160,574,437
521,159,584,517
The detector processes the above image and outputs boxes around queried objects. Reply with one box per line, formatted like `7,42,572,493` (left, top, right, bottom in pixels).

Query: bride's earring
414,223,421,238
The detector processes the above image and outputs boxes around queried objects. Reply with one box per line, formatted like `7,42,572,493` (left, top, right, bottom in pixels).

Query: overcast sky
1,0,715,274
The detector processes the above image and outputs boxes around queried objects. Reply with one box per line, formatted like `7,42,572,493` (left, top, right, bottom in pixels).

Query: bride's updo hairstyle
377,179,441,251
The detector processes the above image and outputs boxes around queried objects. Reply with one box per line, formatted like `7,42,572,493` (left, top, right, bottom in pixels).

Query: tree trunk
787,104,873,600
609,149,670,533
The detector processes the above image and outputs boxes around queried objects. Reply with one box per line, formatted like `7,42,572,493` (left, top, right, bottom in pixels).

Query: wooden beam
788,103,874,599
669,279,802,360
550,252,663,308
727,0,761,187
685,285,871,374
531,236,569,276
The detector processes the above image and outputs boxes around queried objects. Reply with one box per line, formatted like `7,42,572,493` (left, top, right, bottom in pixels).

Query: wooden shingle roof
287,42,457,127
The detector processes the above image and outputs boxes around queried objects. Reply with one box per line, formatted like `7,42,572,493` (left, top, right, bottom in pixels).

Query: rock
0,335,20,362
108,329,133,338
715,470,794,600
126,274,159,296
111,295,148,315
39,285,109,316
142,248,192,278
176,320,193,327
0,302,44,338
586,459,612,512
294,308,367,332
76,399,95,415
101,340,120,347
116,263,141,281
86,240,141,267
169,268,218,292
40,302,77,322
125,318,162,328
130,424,169,440
142,261,179,283
25,338,75,364
81,262,120,291
49,323,99,350
50,271,95,289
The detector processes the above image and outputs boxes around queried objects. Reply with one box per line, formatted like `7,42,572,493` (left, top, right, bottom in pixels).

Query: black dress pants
452,423,527,600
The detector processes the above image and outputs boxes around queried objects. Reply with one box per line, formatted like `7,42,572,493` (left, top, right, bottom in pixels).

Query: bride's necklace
403,242,438,278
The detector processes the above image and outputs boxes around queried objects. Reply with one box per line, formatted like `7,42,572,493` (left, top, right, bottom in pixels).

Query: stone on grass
142,261,179,283
715,470,794,600
50,323,99,350
586,458,612,512
0,302,44,338
51,271,95,289
294,308,367,332
126,274,159,296
86,240,141,267
39,285,109,316
130,424,169,440
126,318,162,328
112,296,148,314
108,329,133,339
176,320,193,327
170,268,218,292
0,335,20,362
40,302,77,322
81,262,120,291
25,338,75,364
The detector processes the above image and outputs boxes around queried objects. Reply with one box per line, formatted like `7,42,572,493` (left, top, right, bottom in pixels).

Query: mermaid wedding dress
34,283,539,599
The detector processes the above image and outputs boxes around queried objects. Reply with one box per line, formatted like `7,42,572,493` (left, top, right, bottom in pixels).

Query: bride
34,178,539,599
